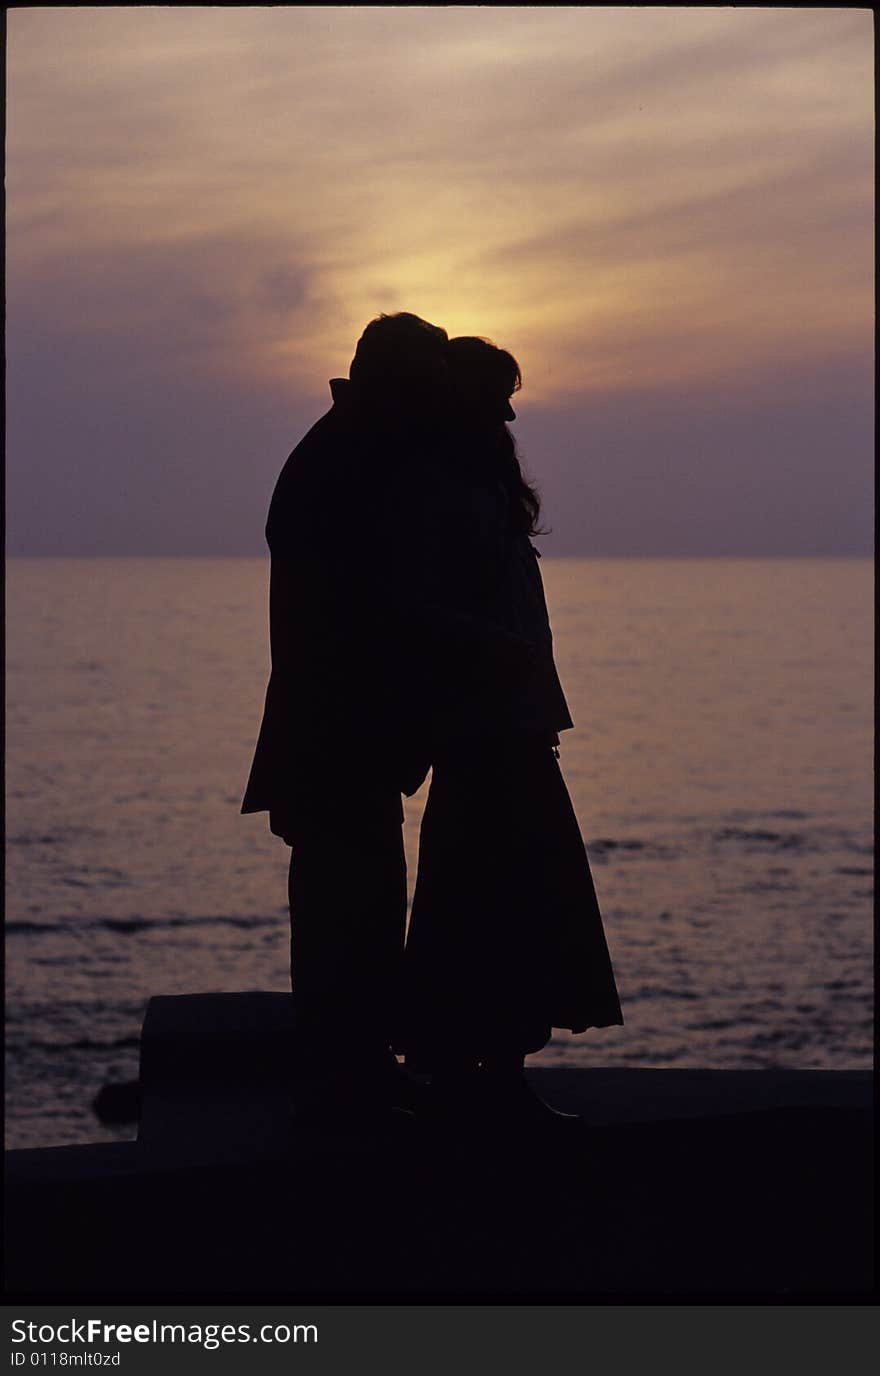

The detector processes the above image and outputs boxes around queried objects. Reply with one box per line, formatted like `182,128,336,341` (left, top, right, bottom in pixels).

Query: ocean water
5,556,873,1148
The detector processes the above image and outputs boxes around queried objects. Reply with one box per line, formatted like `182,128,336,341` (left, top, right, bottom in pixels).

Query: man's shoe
288,1079,416,1146
379,1057,432,1115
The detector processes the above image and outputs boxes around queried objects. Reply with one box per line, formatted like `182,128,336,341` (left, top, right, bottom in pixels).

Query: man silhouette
242,312,448,1120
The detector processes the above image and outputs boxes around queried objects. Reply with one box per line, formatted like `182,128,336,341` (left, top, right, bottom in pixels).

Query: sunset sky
6,6,873,555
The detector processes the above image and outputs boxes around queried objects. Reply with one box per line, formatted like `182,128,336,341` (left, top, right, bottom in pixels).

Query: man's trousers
284,788,407,1067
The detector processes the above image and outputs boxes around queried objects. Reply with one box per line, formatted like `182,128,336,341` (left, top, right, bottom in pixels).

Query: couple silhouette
242,312,622,1133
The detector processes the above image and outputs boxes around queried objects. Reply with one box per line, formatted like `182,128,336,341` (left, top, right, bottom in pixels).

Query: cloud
6,6,873,553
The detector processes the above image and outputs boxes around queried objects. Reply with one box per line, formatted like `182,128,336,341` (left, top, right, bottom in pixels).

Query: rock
92,1080,141,1125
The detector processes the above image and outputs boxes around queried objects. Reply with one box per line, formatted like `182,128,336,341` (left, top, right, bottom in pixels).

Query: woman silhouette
396,336,623,1126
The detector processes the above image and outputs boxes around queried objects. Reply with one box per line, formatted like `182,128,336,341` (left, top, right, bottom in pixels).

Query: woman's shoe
476,1070,586,1134
420,1069,585,1142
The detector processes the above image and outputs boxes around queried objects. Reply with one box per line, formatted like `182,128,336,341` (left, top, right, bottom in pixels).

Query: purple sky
6,7,873,556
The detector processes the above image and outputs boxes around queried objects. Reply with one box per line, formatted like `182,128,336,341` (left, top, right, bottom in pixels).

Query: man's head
349,312,449,415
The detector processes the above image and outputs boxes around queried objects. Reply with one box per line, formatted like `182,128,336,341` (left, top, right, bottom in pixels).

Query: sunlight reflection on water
5,557,873,1146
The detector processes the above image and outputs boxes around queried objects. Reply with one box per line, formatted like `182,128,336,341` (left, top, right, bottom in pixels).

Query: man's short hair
349,312,448,393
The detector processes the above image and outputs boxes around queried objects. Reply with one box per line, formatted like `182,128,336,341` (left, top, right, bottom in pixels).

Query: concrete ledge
6,1098,872,1296
133,992,872,1167
528,1065,870,1121
5,991,873,1297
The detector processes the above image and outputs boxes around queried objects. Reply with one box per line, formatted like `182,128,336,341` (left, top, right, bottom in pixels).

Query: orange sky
6,7,874,554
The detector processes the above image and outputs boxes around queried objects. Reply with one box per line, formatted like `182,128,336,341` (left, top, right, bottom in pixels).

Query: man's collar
329,377,352,405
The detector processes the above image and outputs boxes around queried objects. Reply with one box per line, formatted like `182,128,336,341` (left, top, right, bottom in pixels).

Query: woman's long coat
390,442,574,749
394,437,624,1060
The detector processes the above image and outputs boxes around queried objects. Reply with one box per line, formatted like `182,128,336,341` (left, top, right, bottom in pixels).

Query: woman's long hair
447,336,544,536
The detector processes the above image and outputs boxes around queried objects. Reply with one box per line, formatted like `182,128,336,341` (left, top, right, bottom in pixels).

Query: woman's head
446,335,542,536
447,336,521,427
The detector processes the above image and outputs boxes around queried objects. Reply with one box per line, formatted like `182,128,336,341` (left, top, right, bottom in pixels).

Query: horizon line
5,551,873,561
